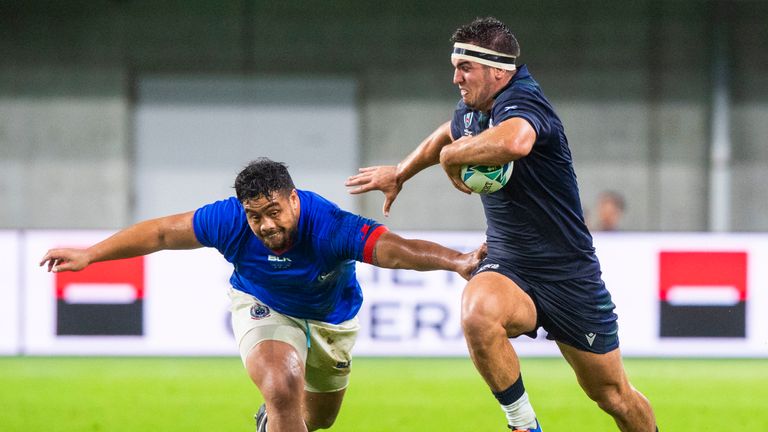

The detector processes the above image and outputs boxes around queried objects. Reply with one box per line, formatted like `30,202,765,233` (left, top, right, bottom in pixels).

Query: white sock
500,391,538,429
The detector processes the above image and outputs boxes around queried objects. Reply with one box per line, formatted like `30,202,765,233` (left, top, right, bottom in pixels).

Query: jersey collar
492,64,530,101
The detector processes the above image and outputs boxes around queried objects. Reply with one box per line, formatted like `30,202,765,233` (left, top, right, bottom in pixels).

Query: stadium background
2,1,768,431
2,0,768,230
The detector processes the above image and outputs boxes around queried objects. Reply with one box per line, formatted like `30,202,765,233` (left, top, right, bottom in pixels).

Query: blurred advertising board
22,231,234,356
5,230,768,357
0,231,20,355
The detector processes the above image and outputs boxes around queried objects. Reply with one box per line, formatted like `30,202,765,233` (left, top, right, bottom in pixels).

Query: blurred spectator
592,190,626,232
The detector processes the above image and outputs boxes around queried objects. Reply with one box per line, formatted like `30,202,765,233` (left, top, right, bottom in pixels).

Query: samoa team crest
250,303,271,320
464,112,474,128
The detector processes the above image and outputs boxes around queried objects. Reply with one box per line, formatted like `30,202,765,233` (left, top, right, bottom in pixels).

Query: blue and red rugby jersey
193,189,387,324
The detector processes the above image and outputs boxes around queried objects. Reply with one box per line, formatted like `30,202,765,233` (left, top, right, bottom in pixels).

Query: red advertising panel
56,257,145,336
659,251,747,338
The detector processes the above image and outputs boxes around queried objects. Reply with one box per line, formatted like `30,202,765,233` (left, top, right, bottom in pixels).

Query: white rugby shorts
228,287,359,393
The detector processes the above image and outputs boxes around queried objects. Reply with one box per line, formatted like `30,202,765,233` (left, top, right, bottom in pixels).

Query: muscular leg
303,389,346,431
246,340,308,432
461,271,537,391
558,342,656,432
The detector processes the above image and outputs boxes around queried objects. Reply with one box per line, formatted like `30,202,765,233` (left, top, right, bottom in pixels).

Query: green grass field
1,357,767,431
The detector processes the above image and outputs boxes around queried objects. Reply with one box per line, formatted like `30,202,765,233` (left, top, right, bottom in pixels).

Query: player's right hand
345,165,402,217
39,248,90,273
457,242,488,280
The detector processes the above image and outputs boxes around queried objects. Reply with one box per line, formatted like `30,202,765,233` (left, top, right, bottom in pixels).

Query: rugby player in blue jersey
347,17,658,432
40,158,486,432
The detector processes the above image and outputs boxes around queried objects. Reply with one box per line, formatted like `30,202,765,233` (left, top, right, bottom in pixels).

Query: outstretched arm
371,231,486,280
40,212,202,272
346,121,454,216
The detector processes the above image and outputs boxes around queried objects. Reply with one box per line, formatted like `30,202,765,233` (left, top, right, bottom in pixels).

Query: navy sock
492,374,525,405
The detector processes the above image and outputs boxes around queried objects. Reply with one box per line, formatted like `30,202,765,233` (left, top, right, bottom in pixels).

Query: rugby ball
460,163,513,194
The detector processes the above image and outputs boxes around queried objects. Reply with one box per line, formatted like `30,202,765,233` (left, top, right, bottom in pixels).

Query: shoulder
298,189,378,234
296,189,345,234
297,189,341,217
496,81,541,108
192,196,247,249
491,67,555,131
195,196,244,219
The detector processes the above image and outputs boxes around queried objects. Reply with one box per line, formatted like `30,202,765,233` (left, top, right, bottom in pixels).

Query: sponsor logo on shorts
335,360,351,369
477,263,500,272
250,303,271,320
585,332,596,346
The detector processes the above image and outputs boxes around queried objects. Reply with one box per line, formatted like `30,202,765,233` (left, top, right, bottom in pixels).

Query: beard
259,227,295,252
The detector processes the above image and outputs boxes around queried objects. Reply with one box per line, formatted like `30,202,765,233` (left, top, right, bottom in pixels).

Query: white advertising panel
11,230,768,357
0,231,20,354
596,233,768,357
23,231,236,355
358,232,768,357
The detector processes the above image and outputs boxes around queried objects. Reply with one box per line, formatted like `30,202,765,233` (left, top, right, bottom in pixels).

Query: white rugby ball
460,163,513,194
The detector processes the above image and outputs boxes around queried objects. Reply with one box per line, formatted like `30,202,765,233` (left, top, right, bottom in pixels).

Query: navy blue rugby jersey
192,190,387,324
450,65,599,281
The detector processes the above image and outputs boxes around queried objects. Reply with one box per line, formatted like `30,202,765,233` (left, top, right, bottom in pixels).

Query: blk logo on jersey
55,256,145,336
268,255,292,269
659,251,747,338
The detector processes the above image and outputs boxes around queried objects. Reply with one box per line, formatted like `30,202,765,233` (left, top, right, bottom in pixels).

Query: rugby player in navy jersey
40,158,485,432
347,17,658,432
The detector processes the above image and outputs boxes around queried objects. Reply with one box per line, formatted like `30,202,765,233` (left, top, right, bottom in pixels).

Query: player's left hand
457,242,487,280
39,248,90,272
442,163,473,195
345,165,402,216
438,141,473,195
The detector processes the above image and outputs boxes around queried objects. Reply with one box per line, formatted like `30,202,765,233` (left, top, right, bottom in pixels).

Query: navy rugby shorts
473,258,619,354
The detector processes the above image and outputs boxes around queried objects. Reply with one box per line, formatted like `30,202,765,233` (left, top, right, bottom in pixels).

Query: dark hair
234,158,295,202
451,16,520,58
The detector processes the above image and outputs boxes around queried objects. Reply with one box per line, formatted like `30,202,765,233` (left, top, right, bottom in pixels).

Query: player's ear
289,189,299,212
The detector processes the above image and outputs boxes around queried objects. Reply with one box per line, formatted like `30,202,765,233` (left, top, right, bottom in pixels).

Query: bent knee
462,276,536,335
245,342,305,403
589,385,632,417
461,297,534,338
461,302,499,333
261,371,304,404
246,357,304,405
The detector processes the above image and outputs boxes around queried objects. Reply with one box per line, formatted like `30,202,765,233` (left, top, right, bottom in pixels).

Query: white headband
451,42,516,71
